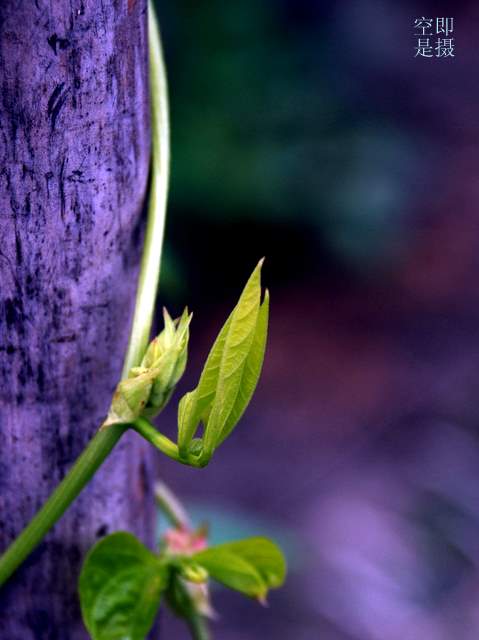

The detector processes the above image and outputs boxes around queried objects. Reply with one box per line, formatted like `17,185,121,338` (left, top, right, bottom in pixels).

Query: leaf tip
257,593,269,607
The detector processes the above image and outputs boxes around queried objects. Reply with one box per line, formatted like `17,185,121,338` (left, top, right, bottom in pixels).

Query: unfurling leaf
188,537,286,601
140,307,191,416
78,532,167,640
177,260,269,464
102,308,191,427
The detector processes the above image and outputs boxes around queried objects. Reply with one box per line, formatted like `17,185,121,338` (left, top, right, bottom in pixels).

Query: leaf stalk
133,417,205,468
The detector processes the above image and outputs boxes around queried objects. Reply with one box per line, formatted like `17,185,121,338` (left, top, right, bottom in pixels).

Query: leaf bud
102,308,191,427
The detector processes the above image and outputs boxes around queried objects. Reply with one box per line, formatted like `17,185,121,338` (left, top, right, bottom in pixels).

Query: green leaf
216,289,269,446
217,536,287,589
177,313,232,454
189,549,265,598
102,371,157,428
177,260,269,462
189,537,286,600
79,532,167,640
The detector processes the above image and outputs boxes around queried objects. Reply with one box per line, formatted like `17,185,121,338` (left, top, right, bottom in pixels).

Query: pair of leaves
79,532,286,640
186,537,286,602
177,259,269,464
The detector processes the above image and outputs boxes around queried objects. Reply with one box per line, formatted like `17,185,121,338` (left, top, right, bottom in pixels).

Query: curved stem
122,1,170,377
133,416,180,461
0,1,169,588
133,417,203,468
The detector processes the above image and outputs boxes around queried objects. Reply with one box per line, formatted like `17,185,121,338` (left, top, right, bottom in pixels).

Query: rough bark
0,1,155,638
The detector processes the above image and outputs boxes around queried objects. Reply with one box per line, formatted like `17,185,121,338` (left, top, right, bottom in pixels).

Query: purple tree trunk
0,1,156,637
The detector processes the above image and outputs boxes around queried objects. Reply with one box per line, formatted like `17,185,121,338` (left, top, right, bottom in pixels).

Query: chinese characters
414,17,455,58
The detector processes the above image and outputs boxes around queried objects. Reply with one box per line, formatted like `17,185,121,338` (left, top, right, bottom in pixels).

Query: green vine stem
132,417,203,467
186,613,211,640
174,579,212,640
123,0,170,378
0,1,169,588
133,417,180,462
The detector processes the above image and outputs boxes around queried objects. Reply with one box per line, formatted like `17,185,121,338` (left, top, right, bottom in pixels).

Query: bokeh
154,0,479,637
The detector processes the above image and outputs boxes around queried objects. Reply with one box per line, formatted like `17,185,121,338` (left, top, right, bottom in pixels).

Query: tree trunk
0,1,155,638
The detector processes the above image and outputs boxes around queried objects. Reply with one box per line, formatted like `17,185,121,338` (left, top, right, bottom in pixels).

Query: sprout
177,259,269,465
102,308,192,428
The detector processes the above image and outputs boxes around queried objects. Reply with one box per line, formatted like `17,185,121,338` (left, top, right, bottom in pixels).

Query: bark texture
0,1,155,638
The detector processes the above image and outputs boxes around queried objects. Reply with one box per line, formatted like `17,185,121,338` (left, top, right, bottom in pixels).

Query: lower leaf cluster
79,532,286,640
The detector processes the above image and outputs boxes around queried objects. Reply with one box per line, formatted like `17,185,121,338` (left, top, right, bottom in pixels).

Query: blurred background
153,0,479,637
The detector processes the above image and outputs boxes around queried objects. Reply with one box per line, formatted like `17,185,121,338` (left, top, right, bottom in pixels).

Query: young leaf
79,532,167,640
201,262,263,458
102,308,191,428
102,370,157,428
189,537,286,600
177,260,269,463
216,289,269,447
177,314,233,455
141,308,192,417
187,549,266,599
213,537,287,589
